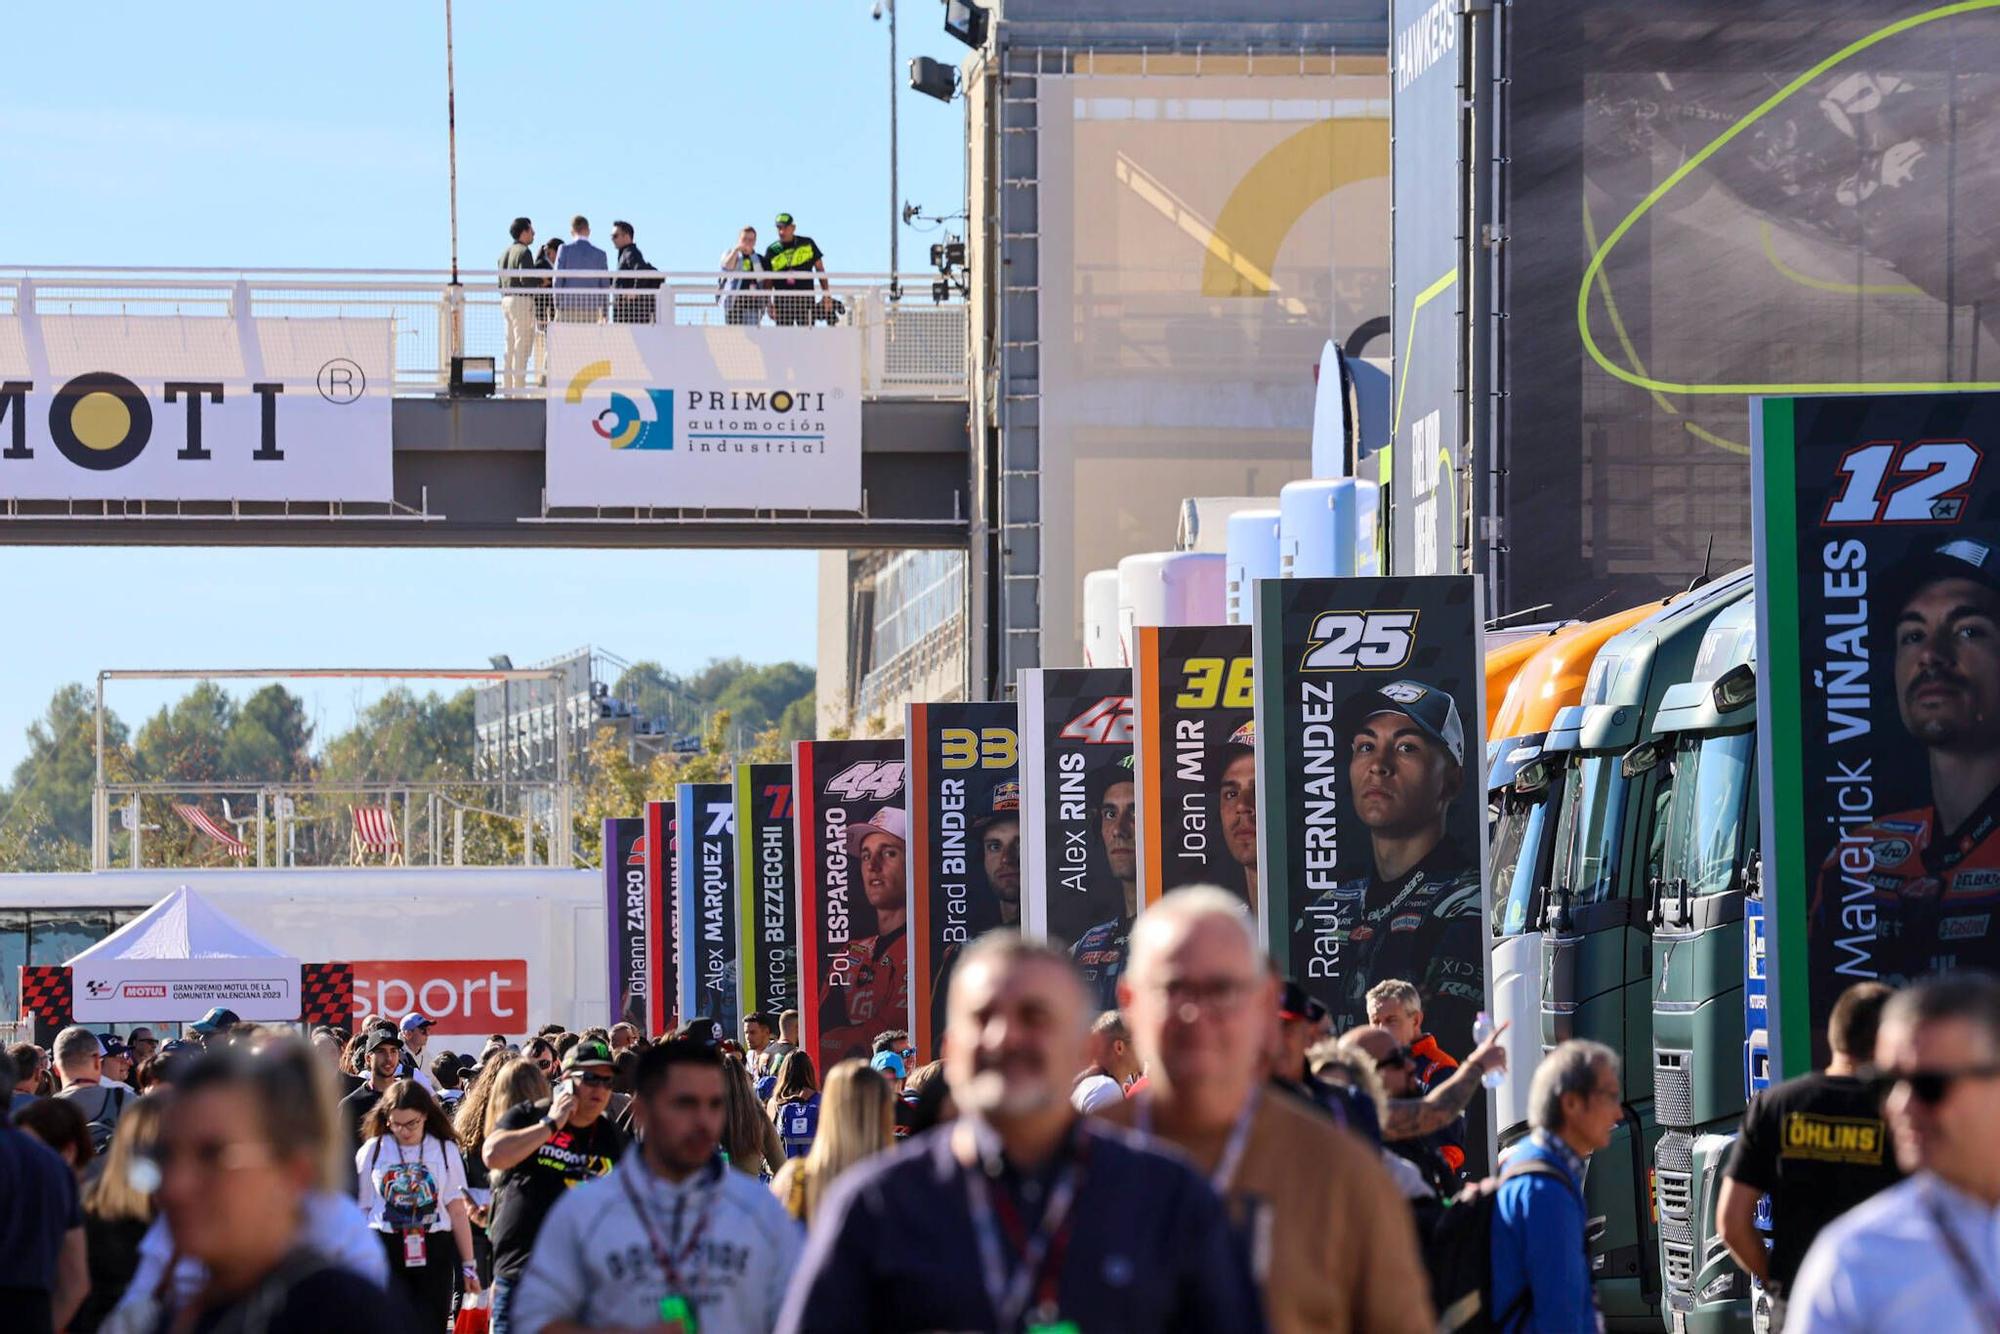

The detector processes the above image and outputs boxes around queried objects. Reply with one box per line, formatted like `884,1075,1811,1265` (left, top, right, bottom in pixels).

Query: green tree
776,691,817,744
319,687,476,783
712,662,814,737
222,684,314,783
134,680,237,785
0,683,126,858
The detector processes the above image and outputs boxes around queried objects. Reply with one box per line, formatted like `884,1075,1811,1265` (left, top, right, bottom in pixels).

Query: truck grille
1663,1239,1696,1293
1657,1131,1694,1176
1655,1049,1694,1127
1657,1170,1692,1221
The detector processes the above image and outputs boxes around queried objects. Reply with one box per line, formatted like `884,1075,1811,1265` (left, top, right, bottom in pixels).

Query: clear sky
0,3,969,771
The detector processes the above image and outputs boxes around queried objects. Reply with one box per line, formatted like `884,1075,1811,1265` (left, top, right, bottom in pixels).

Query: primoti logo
567,359,674,451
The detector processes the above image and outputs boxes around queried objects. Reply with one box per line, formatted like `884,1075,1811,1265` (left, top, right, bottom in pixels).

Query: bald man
1098,885,1433,1334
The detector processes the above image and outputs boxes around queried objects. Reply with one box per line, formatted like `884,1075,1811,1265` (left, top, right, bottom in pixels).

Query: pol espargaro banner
603,817,648,1031
545,324,862,511
793,740,909,1073
1133,625,1262,913
1754,391,2000,1075
675,782,743,1036
1253,575,1489,1047
734,763,799,1017
907,701,1020,1062
1018,668,1135,1013
0,316,392,502
643,800,679,1035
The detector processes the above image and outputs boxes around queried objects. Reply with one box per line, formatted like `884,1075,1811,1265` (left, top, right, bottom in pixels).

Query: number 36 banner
1253,576,1489,1043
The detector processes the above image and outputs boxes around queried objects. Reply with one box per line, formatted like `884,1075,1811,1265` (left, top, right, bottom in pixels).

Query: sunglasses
572,1071,615,1088
1374,1046,1413,1072
1866,1063,2000,1106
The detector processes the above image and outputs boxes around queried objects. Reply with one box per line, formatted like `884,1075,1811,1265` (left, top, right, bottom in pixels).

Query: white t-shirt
1071,1073,1124,1114
355,1134,468,1234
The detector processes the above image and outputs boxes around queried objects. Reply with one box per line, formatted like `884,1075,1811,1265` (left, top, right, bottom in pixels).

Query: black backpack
1427,1156,1576,1333
68,1084,129,1157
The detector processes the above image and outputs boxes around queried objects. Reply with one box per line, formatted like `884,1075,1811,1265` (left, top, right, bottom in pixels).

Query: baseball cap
1225,719,1256,751
562,1040,617,1072
189,1006,241,1036
399,1012,435,1033
972,781,1022,835
100,1038,130,1061
871,1050,907,1079
1278,980,1328,1025
1087,752,1139,805
362,1028,404,1055
675,1018,723,1049
775,211,795,226
1879,528,2000,636
1336,679,1465,767
846,805,910,862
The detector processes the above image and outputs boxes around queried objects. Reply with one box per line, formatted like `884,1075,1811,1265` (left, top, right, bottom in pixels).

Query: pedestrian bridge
0,267,970,548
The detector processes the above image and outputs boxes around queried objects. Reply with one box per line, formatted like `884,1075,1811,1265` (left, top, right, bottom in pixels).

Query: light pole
445,0,462,290
874,0,900,291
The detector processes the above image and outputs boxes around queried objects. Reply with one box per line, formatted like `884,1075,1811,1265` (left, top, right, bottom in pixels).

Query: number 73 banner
1252,575,1490,1040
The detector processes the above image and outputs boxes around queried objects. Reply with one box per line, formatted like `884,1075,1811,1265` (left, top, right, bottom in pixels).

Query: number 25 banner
1253,576,1489,1044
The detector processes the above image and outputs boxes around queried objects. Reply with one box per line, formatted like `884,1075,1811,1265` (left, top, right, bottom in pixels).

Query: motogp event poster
603,817,648,1032
1754,392,2000,1074
642,799,679,1035
907,701,1021,1062
674,782,743,1037
1252,575,1489,1049
1017,668,1136,1014
1133,625,1263,913
734,763,800,1020
792,739,910,1073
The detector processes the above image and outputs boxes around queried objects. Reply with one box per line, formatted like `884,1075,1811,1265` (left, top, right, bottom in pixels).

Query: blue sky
0,3,968,771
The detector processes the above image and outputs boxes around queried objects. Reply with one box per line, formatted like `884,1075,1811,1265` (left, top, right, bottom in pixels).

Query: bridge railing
0,267,967,400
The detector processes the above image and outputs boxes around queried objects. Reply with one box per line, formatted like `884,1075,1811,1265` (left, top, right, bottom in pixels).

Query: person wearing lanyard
777,931,1264,1333
1789,975,2000,1332
1096,886,1436,1334
505,1039,801,1334
355,1079,479,1328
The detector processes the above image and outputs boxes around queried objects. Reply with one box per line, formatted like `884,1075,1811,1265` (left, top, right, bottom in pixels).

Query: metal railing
0,266,968,399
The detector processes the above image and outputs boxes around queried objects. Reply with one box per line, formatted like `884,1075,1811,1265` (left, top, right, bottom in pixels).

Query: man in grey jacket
508,1039,801,1334
552,214,609,323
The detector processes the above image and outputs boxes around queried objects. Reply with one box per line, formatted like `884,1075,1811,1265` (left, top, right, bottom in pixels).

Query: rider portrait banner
1754,391,2000,1074
1253,574,1489,1047
791,739,909,1073
906,701,1020,1063
674,782,742,1037
642,799,678,1035
603,816,648,1032
734,762,799,1019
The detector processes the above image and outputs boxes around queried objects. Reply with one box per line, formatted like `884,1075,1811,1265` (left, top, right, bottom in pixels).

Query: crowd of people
4,887,1992,1331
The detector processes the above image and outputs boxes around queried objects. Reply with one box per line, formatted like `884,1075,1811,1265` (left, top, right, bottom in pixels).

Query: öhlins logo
1781,1111,1884,1164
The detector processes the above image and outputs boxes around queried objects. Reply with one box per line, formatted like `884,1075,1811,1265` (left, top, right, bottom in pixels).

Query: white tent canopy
69,886,303,1023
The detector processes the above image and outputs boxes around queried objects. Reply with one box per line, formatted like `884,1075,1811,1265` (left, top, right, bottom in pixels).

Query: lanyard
1133,1086,1260,1195
620,1161,720,1299
1926,1188,2000,1332
960,1124,1088,1330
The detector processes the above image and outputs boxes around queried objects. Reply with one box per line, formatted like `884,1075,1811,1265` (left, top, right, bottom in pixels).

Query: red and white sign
351,959,528,1035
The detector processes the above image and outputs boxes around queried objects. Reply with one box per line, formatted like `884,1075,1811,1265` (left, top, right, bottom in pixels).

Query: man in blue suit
552,214,608,321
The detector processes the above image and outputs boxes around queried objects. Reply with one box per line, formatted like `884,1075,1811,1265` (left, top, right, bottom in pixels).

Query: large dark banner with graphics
1755,391,2000,1075
1018,668,1136,1014
1133,625,1263,915
642,800,678,1035
735,763,798,1020
675,782,741,1036
1254,575,1488,1052
1390,0,1466,577
908,701,1021,1062
792,740,910,1074
604,817,647,1031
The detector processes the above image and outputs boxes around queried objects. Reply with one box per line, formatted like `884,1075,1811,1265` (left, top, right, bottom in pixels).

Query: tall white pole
445,0,461,288
889,0,900,288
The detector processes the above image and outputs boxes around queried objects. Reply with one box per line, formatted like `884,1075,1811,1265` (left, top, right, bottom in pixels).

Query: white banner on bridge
546,324,862,510
0,315,392,502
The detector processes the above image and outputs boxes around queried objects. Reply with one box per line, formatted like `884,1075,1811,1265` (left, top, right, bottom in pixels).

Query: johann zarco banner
734,762,799,1019
603,817,647,1032
675,782,742,1036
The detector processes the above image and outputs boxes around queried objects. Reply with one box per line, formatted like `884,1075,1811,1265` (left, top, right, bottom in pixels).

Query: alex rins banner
1253,575,1489,1045
734,763,799,1018
1133,625,1262,913
907,702,1021,1062
793,740,910,1073
642,800,679,1035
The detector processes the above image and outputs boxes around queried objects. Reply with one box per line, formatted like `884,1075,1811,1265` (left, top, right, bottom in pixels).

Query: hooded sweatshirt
506,1149,801,1334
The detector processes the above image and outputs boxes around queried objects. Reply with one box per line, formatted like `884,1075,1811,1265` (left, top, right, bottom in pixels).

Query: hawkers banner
545,324,861,510
734,762,799,1017
603,817,648,1031
675,782,743,1035
0,316,392,501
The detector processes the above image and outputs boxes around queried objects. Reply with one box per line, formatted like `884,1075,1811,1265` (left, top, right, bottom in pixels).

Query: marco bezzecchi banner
735,762,799,1018
1254,575,1489,1049
642,799,678,1035
907,701,1021,1062
675,782,742,1036
1134,625,1263,913
792,740,910,1073
604,817,647,1031
1018,668,1136,1013
1754,391,2000,1073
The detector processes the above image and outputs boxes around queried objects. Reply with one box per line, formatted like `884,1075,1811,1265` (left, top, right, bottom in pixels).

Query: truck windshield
1552,754,1628,907
1662,728,1755,897
1490,786,1554,937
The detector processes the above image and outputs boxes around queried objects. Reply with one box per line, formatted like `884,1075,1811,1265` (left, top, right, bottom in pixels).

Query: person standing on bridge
552,215,608,322
765,212,830,326
498,217,540,390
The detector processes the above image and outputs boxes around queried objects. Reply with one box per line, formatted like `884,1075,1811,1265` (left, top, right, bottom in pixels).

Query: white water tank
1082,568,1123,667
1279,478,1359,579
1225,509,1281,625
1117,551,1226,651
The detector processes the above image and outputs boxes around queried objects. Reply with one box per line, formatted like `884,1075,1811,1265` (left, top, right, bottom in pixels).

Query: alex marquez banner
1753,392,2000,1074
907,701,1020,1062
793,740,909,1072
675,782,743,1035
734,763,798,1018
1018,668,1135,1013
603,817,648,1031
0,316,392,502
545,324,862,511
642,800,679,1035
1133,625,1262,913
1253,575,1488,1047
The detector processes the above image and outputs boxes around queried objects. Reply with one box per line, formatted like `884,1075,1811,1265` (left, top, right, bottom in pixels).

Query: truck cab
1538,566,1754,1328
1648,598,1759,1332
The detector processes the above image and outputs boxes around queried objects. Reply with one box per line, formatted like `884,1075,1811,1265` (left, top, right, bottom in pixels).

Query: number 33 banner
1252,576,1490,1041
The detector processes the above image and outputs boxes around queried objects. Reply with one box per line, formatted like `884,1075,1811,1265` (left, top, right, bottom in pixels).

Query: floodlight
450,355,496,398
943,0,989,47
909,56,958,103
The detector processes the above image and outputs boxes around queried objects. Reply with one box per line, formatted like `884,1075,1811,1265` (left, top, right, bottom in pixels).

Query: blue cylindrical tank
1278,478,1357,579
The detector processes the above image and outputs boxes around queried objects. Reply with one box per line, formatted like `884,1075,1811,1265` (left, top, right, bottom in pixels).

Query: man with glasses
1788,974,2000,1330
1344,1025,1466,1196
1099,886,1434,1333
127,1027,158,1065
1717,981,1900,1331
764,212,830,326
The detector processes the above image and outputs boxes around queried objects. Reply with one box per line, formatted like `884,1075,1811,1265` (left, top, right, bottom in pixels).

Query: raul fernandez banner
792,739,909,1072
1018,668,1135,1013
545,324,862,511
603,817,648,1032
643,799,679,1035
1754,391,2000,1073
1133,625,1262,912
1253,575,1489,1046
907,701,1020,1062
734,762,799,1018
675,782,742,1036
0,315,392,501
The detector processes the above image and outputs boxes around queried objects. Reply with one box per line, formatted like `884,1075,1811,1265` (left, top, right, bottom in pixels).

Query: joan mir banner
545,324,862,511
